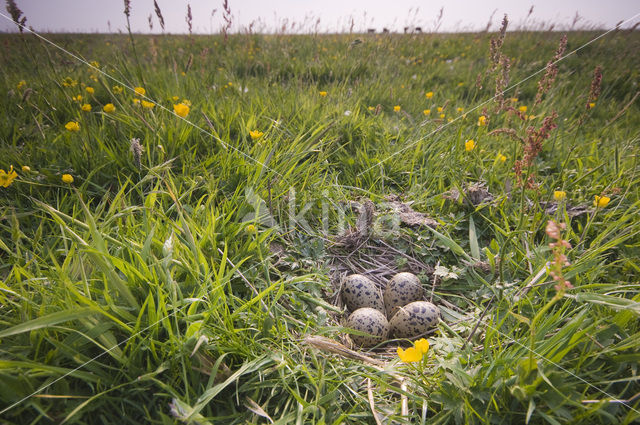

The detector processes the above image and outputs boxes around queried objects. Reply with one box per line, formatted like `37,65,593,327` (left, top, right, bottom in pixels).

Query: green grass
0,29,639,424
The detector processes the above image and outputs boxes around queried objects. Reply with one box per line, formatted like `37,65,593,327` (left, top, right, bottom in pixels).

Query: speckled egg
341,274,384,313
389,301,440,338
384,272,425,317
346,307,389,347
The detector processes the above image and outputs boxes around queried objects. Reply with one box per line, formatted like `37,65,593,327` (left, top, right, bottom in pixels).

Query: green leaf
0,307,95,338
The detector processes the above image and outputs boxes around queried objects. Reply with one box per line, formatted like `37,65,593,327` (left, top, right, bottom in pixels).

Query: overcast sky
1,0,639,34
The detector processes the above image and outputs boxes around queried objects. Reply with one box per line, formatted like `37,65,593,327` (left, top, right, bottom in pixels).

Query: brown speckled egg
384,272,425,317
341,274,384,313
346,308,389,347
389,301,440,338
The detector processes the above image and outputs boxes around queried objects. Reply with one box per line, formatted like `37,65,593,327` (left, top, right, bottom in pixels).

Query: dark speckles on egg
389,301,440,338
383,272,425,317
346,308,389,347
341,274,384,313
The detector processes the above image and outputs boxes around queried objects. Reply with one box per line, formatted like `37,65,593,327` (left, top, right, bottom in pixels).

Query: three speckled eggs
342,272,440,347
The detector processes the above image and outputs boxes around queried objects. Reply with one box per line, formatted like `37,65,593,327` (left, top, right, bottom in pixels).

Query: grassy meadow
1,27,640,424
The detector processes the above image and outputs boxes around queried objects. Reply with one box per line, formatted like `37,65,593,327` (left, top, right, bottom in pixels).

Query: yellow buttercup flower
134,87,146,96
141,100,155,109
112,85,124,94
81,103,92,112
554,191,567,201
397,346,423,363
319,91,327,97
510,97,518,103
423,109,431,116
62,77,77,87
393,105,401,112
72,95,83,102
173,103,190,118
85,87,95,94
519,105,527,113
478,115,487,126
498,154,507,162
133,98,141,105
425,91,434,99
249,130,264,140
465,139,476,151
456,107,464,113
172,96,180,102
0,166,18,188
437,107,443,113
61,174,74,184
17,80,26,90
65,121,80,132
103,103,115,113
21,165,31,172
588,102,596,109
414,338,430,354
439,113,445,119
594,195,610,208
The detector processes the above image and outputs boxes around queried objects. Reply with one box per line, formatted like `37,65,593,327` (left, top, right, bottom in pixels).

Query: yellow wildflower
62,77,77,87
134,87,146,96
414,338,430,354
456,107,464,113
319,91,327,97
397,346,423,363
103,103,115,113
72,95,83,102
81,103,92,112
594,195,610,208
368,106,375,111
423,109,431,116
141,100,155,109
227,81,233,86
112,85,124,94
172,96,180,102
519,105,528,113
85,87,95,94
457,82,465,87
465,139,476,151
173,103,190,118
510,97,518,103
61,174,74,184
554,191,567,201
425,91,434,99
393,105,401,112
588,102,596,109
478,115,487,126
65,121,80,132
90,60,100,68
439,113,445,119
498,154,507,162
249,130,264,140
21,165,31,172
437,107,443,113
17,80,26,90
181,99,192,107
133,98,141,105
0,166,18,188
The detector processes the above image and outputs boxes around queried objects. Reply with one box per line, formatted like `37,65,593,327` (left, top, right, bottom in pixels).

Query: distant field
1,29,639,424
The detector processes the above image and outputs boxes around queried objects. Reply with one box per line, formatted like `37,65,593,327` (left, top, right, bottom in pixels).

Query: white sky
0,0,639,33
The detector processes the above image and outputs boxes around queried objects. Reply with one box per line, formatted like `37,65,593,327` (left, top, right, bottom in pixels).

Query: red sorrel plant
535,35,567,106
5,0,27,32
